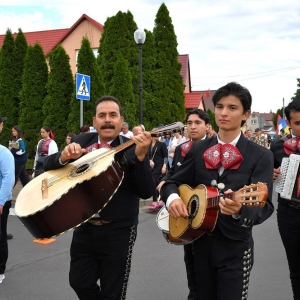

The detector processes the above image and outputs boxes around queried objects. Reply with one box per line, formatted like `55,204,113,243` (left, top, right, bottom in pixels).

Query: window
251,120,256,125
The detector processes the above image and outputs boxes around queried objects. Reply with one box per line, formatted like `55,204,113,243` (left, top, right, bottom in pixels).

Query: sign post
76,73,91,127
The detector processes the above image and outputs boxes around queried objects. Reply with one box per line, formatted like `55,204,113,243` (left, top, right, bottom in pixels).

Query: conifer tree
14,29,28,111
43,45,74,149
68,37,104,133
291,78,300,101
152,3,185,125
98,11,138,95
141,30,162,129
109,53,136,127
19,43,48,157
0,29,16,144
206,108,218,131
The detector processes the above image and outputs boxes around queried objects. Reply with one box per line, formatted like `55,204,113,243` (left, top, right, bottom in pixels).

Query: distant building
246,112,275,132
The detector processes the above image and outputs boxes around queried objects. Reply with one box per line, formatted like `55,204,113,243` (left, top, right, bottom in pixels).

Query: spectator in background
120,122,133,138
33,126,58,177
0,116,15,283
163,133,172,170
148,134,168,210
168,131,184,166
65,133,76,146
80,125,90,134
251,128,268,148
206,124,217,138
9,125,30,187
132,125,144,136
245,129,252,140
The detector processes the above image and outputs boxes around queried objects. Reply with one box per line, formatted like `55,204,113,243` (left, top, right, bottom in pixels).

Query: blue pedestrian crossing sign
76,73,90,101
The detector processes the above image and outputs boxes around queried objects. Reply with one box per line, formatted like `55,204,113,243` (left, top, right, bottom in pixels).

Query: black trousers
69,221,137,300
192,226,254,300
0,200,11,274
277,203,300,300
14,163,30,187
184,243,199,300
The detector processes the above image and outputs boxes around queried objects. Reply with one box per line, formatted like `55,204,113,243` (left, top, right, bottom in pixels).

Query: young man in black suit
43,96,155,300
160,82,274,300
158,108,210,300
271,99,300,299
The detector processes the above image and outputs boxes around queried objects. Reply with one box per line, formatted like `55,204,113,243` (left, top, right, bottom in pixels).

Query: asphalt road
0,184,293,300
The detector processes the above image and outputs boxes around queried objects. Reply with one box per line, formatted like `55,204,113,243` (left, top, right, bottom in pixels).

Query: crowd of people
0,83,299,300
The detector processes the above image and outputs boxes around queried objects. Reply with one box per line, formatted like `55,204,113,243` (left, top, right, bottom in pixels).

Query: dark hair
94,96,123,116
12,125,24,140
67,132,76,138
185,108,210,124
285,100,300,122
212,82,252,126
42,126,55,139
80,125,90,133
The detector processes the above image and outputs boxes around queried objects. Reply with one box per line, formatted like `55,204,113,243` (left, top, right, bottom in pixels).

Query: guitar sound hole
68,163,94,178
188,195,199,219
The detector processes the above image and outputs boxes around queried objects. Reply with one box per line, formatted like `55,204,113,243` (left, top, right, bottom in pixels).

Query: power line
193,65,300,79
192,66,300,88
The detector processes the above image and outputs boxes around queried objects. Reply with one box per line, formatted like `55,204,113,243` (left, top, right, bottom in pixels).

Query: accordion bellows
276,154,300,200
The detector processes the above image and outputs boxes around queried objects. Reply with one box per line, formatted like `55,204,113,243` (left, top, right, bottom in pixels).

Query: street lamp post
134,28,146,124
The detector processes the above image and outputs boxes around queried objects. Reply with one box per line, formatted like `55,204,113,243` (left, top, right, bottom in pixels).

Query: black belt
88,218,111,225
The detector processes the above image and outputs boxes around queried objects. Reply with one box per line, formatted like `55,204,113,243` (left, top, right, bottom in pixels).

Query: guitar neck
114,122,184,155
207,192,234,208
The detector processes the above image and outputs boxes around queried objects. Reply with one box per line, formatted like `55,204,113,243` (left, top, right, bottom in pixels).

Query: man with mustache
44,96,155,300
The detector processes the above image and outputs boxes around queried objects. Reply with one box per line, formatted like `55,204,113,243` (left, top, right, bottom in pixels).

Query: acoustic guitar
15,122,183,239
169,183,268,241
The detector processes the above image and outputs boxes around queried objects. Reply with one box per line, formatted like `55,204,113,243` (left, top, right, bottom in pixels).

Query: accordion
276,154,300,201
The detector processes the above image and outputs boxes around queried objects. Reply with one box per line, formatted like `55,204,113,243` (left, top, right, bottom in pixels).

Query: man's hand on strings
219,189,242,215
168,199,189,219
60,142,85,163
132,131,152,161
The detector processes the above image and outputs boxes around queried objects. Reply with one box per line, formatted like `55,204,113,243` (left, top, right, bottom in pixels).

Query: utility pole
282,98,285,119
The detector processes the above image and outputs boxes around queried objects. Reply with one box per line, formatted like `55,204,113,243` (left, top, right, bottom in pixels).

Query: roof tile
184,92,203,109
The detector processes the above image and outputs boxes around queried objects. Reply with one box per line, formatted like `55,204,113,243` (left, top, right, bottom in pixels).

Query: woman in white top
33,126,58,177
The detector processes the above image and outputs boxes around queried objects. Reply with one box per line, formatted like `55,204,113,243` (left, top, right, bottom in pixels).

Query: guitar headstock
150,122,184,137
234,182,268,207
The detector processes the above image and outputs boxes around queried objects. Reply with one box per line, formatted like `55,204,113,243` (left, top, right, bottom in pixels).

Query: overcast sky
0,0,300,113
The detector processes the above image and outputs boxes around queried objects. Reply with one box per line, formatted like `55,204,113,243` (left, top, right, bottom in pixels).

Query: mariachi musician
158,108,210,300
44,96,155,300
271,99,300,300
160,82,274,300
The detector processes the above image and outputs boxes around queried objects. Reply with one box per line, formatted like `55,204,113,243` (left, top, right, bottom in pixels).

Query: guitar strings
43,123,184,187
